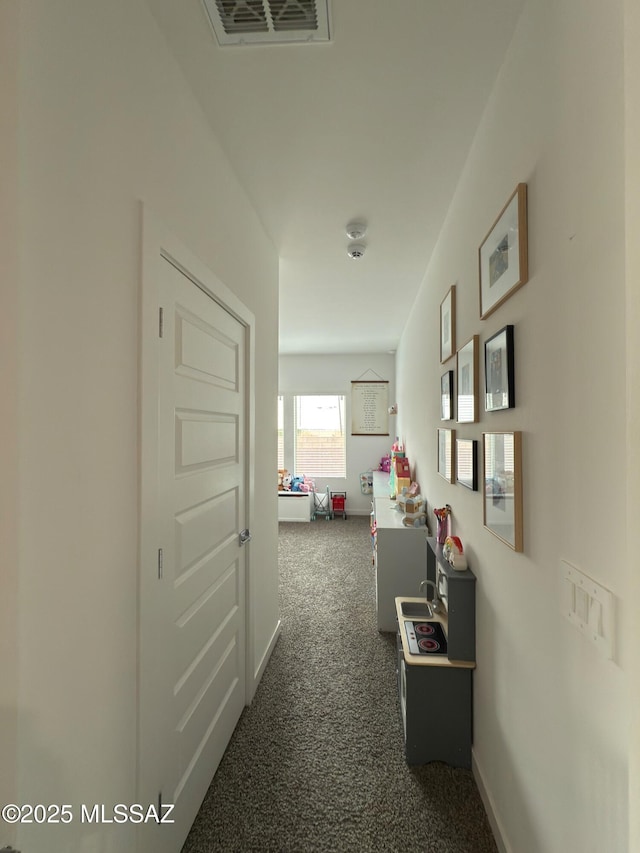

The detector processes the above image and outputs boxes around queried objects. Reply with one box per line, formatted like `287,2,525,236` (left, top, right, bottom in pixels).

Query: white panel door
139,255,247,853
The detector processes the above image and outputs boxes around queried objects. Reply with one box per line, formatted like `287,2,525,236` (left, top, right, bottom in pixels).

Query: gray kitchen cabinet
396,636,473,768
394,543,477,768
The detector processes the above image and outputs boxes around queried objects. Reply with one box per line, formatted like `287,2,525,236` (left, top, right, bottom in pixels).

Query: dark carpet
182,516,498,853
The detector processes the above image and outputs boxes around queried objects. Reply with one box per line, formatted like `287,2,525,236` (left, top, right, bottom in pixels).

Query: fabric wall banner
351,381,389,435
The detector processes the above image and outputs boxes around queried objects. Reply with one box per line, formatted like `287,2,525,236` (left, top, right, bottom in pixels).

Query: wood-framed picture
456,438,478,491
440,370,454,421
351,381,389,435
456,335,479,423
479,183,528,320
484,324,515,412
483,431,523,551
437,428,455,483
440,285,456,363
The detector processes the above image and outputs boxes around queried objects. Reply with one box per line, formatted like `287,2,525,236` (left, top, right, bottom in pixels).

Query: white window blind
277,395,284,469
294,395,346,477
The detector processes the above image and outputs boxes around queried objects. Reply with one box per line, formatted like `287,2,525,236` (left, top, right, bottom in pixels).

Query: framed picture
440,285,456,363
484,325,515,412
456,335,479,423
440,371,454,420
479,183,528,319
483,431,523,551
351,381,389,435
437,428,455,483
456,438,478,490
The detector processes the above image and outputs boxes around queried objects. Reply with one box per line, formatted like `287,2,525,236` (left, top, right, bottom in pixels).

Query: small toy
397,485,422,514
402,493,426,527
297,476,315,493
443,535,467,571
330,490,347,519
312,486,331,521
360,472,374,494
402,512,426,528
395,456,411,498
434,504,451,544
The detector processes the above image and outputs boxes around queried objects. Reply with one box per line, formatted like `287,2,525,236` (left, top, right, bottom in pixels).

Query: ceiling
146,0,525,355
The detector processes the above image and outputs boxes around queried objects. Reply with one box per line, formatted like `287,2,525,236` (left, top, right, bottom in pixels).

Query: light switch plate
562,560,613,659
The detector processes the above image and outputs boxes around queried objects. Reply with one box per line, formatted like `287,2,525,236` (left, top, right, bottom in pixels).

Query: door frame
138,203,257,800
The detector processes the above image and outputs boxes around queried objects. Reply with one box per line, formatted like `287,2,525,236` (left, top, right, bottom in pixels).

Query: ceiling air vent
201,0,331,46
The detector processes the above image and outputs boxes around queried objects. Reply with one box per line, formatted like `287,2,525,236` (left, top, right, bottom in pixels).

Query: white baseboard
472,749,511,853
250,618,282,696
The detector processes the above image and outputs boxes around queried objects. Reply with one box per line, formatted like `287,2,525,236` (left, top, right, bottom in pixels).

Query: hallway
182,518,496,853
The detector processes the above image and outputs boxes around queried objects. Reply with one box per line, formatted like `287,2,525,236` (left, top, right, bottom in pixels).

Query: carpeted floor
181,516,498,853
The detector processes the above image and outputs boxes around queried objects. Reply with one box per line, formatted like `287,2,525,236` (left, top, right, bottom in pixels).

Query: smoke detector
345,220,367,240
347,243,366,260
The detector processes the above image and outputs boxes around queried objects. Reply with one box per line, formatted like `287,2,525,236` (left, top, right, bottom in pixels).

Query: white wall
624,0,640,848
0,2,20,846
396,1,629,850
279,354,395,515
9,2,280,851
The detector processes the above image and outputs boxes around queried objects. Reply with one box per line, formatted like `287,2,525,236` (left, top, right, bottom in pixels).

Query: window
294,395,346,477
277,395,284,469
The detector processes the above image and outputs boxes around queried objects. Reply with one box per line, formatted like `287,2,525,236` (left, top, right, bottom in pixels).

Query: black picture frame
440,370,454,421
484,324,515,412
456,438,478,490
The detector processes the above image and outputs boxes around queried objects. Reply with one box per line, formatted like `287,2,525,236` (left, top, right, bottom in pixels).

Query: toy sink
399,601,433,620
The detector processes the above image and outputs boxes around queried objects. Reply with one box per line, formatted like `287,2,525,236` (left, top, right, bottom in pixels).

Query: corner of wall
0,0,20,839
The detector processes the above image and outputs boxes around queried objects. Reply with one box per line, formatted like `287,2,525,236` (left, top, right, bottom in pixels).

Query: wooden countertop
395,597,475,669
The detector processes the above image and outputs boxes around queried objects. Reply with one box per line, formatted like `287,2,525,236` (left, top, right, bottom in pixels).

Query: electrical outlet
562,560,613,659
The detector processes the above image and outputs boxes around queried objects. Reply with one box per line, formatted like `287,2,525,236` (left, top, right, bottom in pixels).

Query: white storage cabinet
373,492,429,632
277,491,311,522
372,469,392,498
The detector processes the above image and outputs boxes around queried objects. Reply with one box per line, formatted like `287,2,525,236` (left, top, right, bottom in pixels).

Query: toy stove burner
403,620,448,656
418,637,441,652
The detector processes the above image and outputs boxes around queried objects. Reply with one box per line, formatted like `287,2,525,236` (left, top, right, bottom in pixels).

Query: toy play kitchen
395,537,476,768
